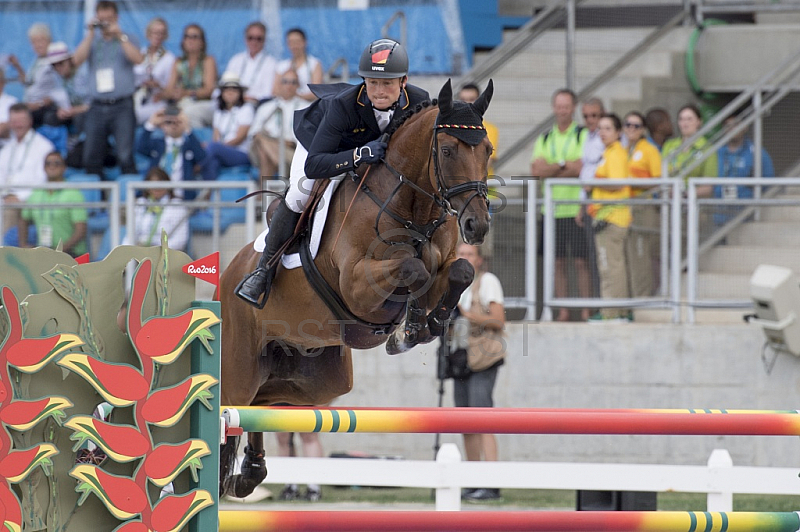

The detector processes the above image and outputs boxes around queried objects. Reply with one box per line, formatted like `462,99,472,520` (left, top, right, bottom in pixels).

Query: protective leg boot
235,201,302,308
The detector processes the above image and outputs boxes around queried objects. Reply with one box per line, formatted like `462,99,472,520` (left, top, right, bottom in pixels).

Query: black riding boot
235,201,302,308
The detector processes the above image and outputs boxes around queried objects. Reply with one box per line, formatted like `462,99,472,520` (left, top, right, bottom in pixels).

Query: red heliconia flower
140,375,217,427
65,416,151,463
0,483,20,532
143,440,210,487
0,444,58,483
150,490,213,532
71,465,148,520
58,354,150,407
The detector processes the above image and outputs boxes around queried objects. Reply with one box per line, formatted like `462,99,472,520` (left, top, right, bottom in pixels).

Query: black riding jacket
293,82,430,180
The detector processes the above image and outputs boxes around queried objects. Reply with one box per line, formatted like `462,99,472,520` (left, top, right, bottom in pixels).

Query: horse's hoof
427,306,451,337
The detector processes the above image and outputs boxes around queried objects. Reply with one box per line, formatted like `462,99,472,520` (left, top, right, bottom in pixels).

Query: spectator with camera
133,17,176,125
71,0,142,179
137,105,206,200
445,242,506,502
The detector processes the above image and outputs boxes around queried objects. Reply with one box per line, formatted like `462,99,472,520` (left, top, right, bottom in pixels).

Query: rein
357,112,489,251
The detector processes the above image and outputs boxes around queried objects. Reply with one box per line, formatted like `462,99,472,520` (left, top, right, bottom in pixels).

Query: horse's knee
449,258,475,291
398,258,431,290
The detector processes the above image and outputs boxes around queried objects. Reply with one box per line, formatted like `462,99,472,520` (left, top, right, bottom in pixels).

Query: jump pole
219,510,800,532
222,406,800,436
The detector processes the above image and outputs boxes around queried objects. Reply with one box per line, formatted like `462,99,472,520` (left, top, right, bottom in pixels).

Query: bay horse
218,79,493,497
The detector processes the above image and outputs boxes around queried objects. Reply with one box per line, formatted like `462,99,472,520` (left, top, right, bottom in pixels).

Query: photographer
442,242,506,502
71,0,142,179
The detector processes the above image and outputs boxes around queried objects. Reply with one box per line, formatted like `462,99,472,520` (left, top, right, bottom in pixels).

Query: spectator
623,111,662,298
8,23,64,128
122,166,189,251
662,104,718,197
224,22,277,105
714,114,774,216
71,0,143,179
587,113,631,322
200,73,253,181
450,242,505,501
275,431,324,501
137,105,206,199
644,107,674,151
530,88,590,322
248,68,307,179
47,42,90,137
0,103,55,231
163,23,218,129
275,28,322,103
458,82,498,175
0,70,20,148
19,151,87,257
133,17,176,125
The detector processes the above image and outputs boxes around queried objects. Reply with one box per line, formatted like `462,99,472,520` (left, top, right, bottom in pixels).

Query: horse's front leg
426,258,475,336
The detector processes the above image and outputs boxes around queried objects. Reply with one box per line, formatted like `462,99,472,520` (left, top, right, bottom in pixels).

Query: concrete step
694,272,752,300
728,221,800,247
760,205,800,222
633,307,750,324
699,245,800,275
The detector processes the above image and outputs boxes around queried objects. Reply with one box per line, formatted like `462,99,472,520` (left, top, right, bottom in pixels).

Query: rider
236,38,430,308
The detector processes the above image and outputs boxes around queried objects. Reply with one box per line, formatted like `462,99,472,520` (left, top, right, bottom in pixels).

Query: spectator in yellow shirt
588,113,631,322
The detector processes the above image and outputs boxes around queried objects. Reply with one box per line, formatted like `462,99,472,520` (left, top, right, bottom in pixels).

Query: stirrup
235,268,269,309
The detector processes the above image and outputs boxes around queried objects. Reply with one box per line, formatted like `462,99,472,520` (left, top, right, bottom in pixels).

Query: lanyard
219,108,238,140
239,53,267,88
6,133,35,174
548,125,577,163
143,203,164,245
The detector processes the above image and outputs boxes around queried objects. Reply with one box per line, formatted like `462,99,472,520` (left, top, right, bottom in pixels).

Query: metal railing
381,10,407,49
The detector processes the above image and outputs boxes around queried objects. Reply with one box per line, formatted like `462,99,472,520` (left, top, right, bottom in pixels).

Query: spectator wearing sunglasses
249,68,308,179
623,111,662,298
275,28,322,102
224,22,277,105
163,23,218,129
137,104,206,199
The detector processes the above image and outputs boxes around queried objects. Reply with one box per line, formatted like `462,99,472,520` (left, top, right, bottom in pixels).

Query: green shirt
532,122,586,218
22,188,88,256
662,136,718,185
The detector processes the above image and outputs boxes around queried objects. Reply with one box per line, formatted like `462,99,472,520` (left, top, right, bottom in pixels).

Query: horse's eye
441,146,452,157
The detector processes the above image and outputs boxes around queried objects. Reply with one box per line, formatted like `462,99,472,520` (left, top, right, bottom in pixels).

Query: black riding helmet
357,38,408,79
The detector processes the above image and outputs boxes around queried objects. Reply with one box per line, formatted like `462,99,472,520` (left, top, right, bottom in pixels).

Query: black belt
92,95,132,105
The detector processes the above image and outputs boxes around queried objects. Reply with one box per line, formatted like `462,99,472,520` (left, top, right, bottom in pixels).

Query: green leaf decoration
42,265,105,360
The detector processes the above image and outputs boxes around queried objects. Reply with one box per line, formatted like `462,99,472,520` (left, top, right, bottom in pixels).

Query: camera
92,20,108,29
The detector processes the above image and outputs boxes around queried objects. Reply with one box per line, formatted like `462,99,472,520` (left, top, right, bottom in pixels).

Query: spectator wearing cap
47,42,90,135
163,23,218,129
137,105,206,200
223,22,277,105
133,17,176,125
0,70,19,149
71,0,143,179
8,23,66,128
200,72,254,181
0,103,55,232
274,28,322,103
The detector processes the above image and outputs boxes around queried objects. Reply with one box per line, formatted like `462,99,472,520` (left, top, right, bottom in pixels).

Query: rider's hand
353,139,387,167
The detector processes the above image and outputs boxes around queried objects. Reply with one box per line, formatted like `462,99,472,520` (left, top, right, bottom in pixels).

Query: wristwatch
119,34,129,43
558,160,566,170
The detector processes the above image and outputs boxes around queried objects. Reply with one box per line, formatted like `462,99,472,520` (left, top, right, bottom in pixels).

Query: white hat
46,42,72,65
218,71,247,90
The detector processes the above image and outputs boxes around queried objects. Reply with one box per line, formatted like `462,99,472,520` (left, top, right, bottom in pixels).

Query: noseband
356,113,489,251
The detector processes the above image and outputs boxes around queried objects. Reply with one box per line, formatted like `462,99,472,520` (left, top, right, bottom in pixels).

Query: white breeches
284,143,345,213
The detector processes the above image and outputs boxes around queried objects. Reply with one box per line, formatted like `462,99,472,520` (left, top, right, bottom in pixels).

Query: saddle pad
254,180,338,270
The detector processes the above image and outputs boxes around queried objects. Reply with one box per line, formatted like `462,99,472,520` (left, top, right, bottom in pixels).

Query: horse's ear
438,79,453,114
472,79,493,117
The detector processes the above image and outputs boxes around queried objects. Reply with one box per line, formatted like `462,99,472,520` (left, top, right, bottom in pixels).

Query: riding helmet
357,38,408,79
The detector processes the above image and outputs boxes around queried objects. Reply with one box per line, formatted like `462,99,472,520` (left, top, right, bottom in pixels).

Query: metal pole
659,190,669,298
753,91,763,222
670,180,682,323
525,179,537,320
542,181,554,321
566,0,576,91
686,183,698,324
276,107,286,181
109,183,120,248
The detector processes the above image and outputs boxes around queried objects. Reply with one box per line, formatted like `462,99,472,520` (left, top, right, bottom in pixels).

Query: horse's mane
384,98,438,137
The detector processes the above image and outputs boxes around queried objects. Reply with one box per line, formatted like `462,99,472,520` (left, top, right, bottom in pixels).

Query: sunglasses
281,78,299,85
163,120,179,126
45,160,65,167
246,35,264,42
624,122,643,129
184,33,202,40
583,113,601,119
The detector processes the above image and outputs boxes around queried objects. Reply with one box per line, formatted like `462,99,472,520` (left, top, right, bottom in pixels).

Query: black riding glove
353,139,387,167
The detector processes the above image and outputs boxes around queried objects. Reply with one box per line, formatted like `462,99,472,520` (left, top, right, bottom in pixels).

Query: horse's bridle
356,115,489,251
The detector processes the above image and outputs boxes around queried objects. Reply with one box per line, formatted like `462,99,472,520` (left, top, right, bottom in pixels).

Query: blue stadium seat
3,225,37,247
65,173,108,233
193,127,213,144
117,173,145,203
189,171,248,233
96,226,127,261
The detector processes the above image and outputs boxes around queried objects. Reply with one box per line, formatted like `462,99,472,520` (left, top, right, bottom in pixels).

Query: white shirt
225,50,277,101
213,104,255,153
134,48,176,93
579,128,605,199
276,55,321,98
123,195,189,251
0,129,54,200
248,96,308,142
0,93,19,149
162,136,186,195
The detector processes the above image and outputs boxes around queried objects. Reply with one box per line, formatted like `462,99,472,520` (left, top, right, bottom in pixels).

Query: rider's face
364,77,403,111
